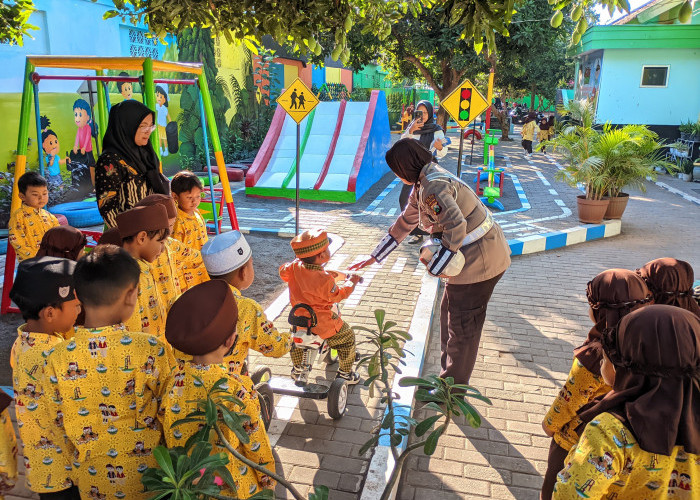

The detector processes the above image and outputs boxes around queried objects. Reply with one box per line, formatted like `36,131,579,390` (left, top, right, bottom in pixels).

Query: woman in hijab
553,305,700,499
94,100,170,227
520,111,537,156
351,138,510,388
541,269,653,500
36,226,88,261
399,100,449,243
637,257,700,317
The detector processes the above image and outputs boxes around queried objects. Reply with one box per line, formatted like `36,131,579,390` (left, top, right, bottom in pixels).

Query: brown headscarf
36,226,87,261
385,138,434,184
637,258,700,317
578,305,700,455
573,269,653,375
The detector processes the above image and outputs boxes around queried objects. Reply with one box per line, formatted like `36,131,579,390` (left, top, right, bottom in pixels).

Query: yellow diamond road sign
276,78,319,124
441,79,489,128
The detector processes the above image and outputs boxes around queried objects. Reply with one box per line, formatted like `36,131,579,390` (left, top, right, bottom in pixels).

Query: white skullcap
201,230,252,276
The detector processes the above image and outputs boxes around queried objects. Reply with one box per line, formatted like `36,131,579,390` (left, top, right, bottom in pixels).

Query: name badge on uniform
425,194,442,215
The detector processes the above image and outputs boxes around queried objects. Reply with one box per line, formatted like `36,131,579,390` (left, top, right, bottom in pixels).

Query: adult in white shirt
399,100,449,243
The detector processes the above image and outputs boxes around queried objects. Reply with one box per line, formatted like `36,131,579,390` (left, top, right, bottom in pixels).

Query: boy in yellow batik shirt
198,230,291,376
9,257,82,498
0,392,17,499
117,204,170,339
44,245,174,500
161,280,275,499
171,171,208,252
135,194,208,306
8,172,60,261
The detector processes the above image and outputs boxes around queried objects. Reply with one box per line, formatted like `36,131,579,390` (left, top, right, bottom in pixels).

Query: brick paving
2,132,698,499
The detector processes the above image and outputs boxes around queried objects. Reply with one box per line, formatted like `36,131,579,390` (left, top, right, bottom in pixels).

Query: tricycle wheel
327,378,348,420
256,383,275,430
251,366,272,385
323,348,338,365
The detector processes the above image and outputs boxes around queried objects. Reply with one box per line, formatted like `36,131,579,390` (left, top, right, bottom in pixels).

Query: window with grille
125,27,159,58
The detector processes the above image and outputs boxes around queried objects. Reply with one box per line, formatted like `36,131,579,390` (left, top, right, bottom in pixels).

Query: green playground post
95,69,109,147
142,58,160,162
12,59,35,214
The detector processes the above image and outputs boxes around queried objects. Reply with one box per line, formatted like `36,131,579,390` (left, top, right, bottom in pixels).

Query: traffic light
459,87,472,122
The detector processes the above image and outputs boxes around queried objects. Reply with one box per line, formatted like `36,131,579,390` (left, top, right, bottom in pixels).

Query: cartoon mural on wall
117,72,134,100
40,116,69,185
71,98,97,186
154,84,171,157
576,52,603,111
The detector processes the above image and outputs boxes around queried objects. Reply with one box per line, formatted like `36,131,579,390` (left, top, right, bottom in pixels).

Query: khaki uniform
372,163,510,385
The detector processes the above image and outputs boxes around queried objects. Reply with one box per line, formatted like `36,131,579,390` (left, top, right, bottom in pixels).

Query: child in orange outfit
279,230,361,385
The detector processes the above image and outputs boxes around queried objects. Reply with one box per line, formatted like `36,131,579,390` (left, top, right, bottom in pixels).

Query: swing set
2,55,240,314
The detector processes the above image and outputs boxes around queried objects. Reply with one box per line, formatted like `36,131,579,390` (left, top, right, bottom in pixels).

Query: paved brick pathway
2,133,698,499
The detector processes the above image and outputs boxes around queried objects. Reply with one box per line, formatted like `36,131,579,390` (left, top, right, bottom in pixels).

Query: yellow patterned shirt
8,203,60,261
544,358,611,451
124,259,168,341
153,238,183,310
175,285,291,376
172,208,208,252
554,412,699,499
11,326,75,492
168,236,208,293
159,363,275,499
44,324,175,500
0,407,18,498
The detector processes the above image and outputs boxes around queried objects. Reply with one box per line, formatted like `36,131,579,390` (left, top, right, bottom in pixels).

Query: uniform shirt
8,203,60,261
543,358,611,451
159,363,275,499
125,259,168,341
172,208,208,252
44,324,174,500
11,326,75,492
168,236,208,293
152,238,183,310
95,152,153,228
553,412,699,499
537,126,549,142
0,408,18,498
174,285,292,376
521,121,536,141
279,261,356,339
372,163,511,285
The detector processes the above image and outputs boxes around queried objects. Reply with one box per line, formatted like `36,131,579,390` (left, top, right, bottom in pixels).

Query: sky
595,0,653,24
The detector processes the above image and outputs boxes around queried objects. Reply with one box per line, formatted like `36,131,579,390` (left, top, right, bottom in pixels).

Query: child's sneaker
336,370,360,385
292,366,308,387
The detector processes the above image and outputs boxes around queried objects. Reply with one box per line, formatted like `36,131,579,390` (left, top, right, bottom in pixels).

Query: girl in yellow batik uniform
0,392,17,499
554,306,700,499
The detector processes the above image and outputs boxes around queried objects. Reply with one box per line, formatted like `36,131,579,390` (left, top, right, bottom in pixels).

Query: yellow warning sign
276,78,319,124
441,79,489,128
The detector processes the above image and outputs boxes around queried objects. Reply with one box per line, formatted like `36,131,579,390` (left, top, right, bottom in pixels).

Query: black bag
166,121,179,154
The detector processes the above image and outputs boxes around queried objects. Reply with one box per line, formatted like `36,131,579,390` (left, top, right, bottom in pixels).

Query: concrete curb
360,273,441,500
509,219,621,256
651,180,700,206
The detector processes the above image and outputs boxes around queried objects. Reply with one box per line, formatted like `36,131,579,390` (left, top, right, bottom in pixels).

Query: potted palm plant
679,120,693,141
679,159,693,182
545,99,611,223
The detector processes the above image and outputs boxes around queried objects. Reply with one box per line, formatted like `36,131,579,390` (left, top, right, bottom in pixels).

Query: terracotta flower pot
604,193,629,219
577,195,610,224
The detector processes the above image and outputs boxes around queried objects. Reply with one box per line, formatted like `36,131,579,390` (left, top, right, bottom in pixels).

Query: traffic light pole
296,123,301,235
468,121,477,168
456,128,465,179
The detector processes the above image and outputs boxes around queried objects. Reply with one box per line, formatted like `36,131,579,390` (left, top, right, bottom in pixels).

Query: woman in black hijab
398,100,448,243
95,100,170,227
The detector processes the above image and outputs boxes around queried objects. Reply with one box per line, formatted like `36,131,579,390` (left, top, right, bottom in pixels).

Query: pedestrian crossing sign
276,78,319,124
441,79,489,128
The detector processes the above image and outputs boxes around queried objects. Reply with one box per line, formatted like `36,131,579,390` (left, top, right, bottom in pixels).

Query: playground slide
246,90,391,203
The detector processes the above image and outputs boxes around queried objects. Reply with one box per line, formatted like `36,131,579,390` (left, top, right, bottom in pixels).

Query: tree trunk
436,102,448,131
491,105,511,141
530,83,536,111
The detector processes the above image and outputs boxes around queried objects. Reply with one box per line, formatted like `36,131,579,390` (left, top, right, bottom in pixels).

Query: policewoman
351,139,511,385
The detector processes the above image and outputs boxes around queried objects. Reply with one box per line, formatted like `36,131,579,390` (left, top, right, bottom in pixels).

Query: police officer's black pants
439,272,505,385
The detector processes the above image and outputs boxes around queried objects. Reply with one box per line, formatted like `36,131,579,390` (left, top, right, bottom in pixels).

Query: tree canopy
0,0,36,45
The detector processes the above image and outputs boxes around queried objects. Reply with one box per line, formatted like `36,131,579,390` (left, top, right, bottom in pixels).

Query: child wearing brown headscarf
637,257,700,317
541,269,653,499
36,226,87,261
553,305,700,498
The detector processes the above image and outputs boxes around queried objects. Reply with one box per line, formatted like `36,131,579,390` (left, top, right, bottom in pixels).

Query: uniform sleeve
279,263,292,282
171,216,186,244
48,211,60,228
8,211,34,261
553,416,623,499
245,299,292,359
543,359,607,436
371,187,420,263
324,274,356,303
95,157,126,228
238,380,276,489
421,183,469,275
43,354,78,474
433,130,448,159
